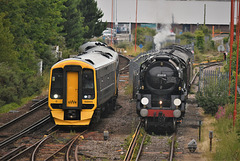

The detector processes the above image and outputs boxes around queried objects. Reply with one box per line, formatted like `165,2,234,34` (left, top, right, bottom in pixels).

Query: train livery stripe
147,109,174,117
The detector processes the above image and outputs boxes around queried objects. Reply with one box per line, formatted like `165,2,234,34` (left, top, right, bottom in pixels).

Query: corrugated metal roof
96,0,236,25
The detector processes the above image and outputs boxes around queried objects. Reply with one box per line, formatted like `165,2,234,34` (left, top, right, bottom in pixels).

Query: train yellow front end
48,59,97,126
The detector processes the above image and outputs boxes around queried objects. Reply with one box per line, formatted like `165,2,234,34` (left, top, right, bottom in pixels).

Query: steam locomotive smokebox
188,139,197,153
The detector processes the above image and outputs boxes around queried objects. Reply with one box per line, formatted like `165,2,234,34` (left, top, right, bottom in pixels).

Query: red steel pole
135,0,138,52
233,0,240,127
229,0,235,95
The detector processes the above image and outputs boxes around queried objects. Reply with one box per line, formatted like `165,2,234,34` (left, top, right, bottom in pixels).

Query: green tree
23,0,66,68
195,30,205,52
0,0,62,107
0,13,18,64
199,25,212,37
78,0,107,39
134,27,156,46
63,0,87,50
176,32,195,45
0,0,66,69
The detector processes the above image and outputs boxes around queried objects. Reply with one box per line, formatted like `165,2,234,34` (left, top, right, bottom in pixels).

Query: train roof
77,46,118,69
162,45,193,64
53,45,118,69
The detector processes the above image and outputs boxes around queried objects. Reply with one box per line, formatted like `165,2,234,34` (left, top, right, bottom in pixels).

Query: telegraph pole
135,0,138,52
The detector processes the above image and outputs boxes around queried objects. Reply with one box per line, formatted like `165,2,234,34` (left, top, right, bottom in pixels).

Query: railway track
0,98,56,160
124,122,142,161
123,121,178,161
1,129,88,161
119,54,130,74
0,115,52,149
0,97,48,132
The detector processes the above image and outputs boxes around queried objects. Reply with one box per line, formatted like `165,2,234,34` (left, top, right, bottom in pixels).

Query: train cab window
50,68,63,99
82,69,95,99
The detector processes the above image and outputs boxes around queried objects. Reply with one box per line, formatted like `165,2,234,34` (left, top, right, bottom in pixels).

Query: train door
63,66,82,120
66,72,79,107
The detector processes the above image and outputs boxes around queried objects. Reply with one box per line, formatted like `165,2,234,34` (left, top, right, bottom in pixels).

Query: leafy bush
117,41,132,49
176,32,195,45
196,79,228,115
195,30,205,53
133,27,156,46
0,63,44,107
213,104,240,161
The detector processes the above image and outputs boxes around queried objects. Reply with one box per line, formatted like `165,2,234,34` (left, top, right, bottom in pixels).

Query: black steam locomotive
135,45,193,131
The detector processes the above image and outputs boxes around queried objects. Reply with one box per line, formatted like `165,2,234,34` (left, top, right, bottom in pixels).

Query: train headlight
53,94,59,99
174,98,181,106
159,100,163,105
140,109,148,117
173,109,181,118
141,97,149,105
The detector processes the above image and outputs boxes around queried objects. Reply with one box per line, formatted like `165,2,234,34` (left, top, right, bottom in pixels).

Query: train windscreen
82,69,95,99
50,68,63,99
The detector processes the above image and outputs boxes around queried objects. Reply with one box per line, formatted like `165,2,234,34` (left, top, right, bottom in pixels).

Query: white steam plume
154,24,172,51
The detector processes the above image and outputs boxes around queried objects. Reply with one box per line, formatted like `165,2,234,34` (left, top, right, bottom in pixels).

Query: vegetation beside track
122,127,150,160
0,0,106,111
212,104,240,161
195,40,240,160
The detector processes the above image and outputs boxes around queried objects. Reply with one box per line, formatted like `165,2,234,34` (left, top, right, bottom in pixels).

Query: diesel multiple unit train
48,42,119,126
135,45,193,130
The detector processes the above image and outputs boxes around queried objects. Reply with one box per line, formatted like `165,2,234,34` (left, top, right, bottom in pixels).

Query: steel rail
7,138,46,161
75,145,80,161
0,115,51,149
135,133,146,161
190,72,199,85
0,98,48,131
124,122,141,161
44,130,87,161
66,130,87,161
0,145,26,161
119,54,130,72
169,132,177,161
30,97,48,109
31,130,58,161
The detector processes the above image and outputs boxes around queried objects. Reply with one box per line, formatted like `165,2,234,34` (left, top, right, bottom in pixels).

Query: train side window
83,69,95,99
50,68,63,99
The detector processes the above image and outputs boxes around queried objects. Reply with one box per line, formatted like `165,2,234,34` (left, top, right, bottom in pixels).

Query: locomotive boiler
136,45,193,131
48,42,119,126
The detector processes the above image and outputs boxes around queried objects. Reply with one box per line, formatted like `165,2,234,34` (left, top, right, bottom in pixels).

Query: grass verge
0,95,37,114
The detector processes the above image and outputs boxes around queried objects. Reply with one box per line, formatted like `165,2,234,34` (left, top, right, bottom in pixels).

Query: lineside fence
198,67,229,95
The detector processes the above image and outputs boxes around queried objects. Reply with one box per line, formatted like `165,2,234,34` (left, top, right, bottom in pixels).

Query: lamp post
134,0,138,52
